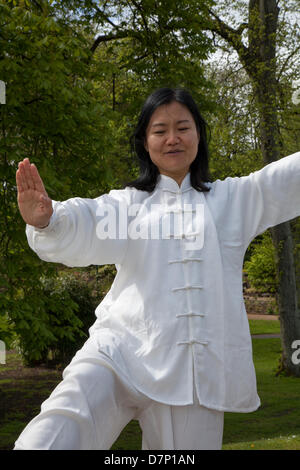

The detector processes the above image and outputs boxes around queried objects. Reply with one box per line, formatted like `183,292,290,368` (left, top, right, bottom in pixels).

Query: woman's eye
154,128,189,134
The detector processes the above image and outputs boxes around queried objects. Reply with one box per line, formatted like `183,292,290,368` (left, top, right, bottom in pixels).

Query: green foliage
18,272,98,367
0,0,216,364
0,314,17,349
0,1,121,362
244,232,278,293
206,63,263,180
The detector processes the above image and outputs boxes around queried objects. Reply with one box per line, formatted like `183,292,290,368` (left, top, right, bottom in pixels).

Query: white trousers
14,336,224,450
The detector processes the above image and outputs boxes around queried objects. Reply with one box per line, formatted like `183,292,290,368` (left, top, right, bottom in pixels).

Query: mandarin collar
156,172,192,193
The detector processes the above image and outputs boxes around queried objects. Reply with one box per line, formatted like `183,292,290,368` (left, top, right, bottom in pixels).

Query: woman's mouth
165,150,183,155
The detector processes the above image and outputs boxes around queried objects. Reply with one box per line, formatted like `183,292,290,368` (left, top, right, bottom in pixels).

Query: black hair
126,87,212,192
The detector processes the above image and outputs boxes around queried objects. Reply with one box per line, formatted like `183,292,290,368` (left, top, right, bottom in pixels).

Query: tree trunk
247,0,300,376
270,224,300,376
204,0,300,375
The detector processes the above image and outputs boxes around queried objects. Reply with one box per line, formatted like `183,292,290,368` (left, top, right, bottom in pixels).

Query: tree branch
90,31,129,53
202,7,265,80
94,5,122,32
129,0,150,34
204,8,250,68
277,45,300,80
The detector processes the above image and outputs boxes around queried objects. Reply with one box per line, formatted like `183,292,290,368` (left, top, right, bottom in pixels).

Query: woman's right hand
16,158,53,228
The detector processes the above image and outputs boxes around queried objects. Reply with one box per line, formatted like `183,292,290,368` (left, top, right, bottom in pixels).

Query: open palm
16,158,53,228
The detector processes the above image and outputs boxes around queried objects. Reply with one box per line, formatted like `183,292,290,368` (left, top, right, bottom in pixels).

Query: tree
204,59,263,180
0,0,124,361
0,0,216,362
203,0,300,376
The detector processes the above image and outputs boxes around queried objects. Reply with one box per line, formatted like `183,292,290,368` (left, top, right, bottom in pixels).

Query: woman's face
145,101,200,185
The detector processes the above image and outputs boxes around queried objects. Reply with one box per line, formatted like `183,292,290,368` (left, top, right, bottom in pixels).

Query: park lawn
221,338,300,450
1,320,299,450
249,319,280,335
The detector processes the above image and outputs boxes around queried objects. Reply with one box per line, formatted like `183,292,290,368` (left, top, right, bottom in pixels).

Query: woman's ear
144,138,148,152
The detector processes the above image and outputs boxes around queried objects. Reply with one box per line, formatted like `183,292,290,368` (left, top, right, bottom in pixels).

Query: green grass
1,322,300,450
221,338,300,450
249,319,280,335
222,434,300,450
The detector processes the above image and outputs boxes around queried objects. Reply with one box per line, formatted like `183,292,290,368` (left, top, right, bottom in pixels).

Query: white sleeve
25,189,130,267
214,151,300,248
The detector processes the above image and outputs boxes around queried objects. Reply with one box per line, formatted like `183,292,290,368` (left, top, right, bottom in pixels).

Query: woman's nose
166,131,180,144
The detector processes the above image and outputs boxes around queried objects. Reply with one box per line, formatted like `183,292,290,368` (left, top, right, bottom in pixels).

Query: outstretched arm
207,151,300,249
17,158,129,267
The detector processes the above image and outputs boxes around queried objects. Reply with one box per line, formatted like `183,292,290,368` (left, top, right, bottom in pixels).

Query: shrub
18,272,99,368
244,232,278,293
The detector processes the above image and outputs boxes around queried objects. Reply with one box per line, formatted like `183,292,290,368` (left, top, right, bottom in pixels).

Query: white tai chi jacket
26,151,300,413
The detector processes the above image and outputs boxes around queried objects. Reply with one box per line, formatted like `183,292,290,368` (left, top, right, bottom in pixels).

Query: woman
14,87,300,450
